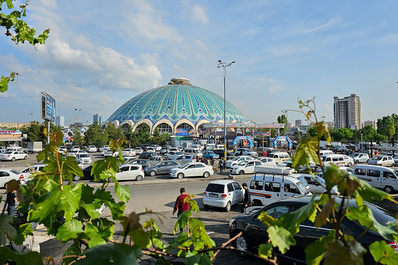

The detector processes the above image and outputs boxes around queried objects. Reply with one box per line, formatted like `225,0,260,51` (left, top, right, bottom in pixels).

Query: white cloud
122,0,183,42
191,5,209,24
258,78,286,93
300,18,341,34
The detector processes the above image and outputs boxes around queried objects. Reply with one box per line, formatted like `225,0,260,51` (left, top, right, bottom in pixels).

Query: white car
86,145,98,153
76,153,92,165
68,151,78,157
203,180,244,211
20,164,47,180
104,150,119,157
134,147,143,155
146,147,156,153
294,174,339,195
225,156,255,168
58,146,68,153
169,162,214,179
122,148,136,157
0,169,25,188
368,155,394,167
116,164,144,181
230,160,264,175
70,146,81,152
0,151,28,161
176,154,196,164
350,153,369,163
99,145,110,153
258,157,277,167
242,150,259,157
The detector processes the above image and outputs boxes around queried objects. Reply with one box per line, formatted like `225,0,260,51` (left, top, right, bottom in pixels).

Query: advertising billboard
41,92,56,122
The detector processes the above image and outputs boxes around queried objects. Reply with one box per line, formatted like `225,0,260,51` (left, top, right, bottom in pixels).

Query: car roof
208,179,237,185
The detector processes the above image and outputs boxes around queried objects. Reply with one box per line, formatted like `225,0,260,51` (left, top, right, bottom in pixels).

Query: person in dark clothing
6,189,18,216
241,183,251,213
173,188,190,232
219,159,224,173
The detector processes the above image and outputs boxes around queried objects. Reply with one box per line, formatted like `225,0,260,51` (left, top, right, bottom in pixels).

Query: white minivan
266,152,290,164
248,166,311,206
353,165,398,194
322,154,354,167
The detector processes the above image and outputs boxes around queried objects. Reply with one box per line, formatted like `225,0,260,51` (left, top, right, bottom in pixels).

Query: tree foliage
377,116,396,140
85,122,108,147
0,0,50,92
277,114,288,135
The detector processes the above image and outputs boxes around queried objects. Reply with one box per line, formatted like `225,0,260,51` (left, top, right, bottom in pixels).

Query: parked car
0,169,25,188
70,146,81,152
76,153,92,165
350,152,370,163
58,146,67,153
116,164,144,181
122,148,136,157
154,145,162,151
20,164,47,180
176,154,196,164
294,174,339,195
230,160,264,175
228,197,398,264
139,152,156,159
165,151,184,160
134,147,143,155
203,180,244,211
0,151,28,161
169,162,214,179
234,148,251,156
160,146,170,155
104,150,118,158
394,156,398,166
322,154,354,167
242,149,259,157
86,145,98,153
0,146,5,153
144,161,180,176
99,145,110,153
266,152,290,164
213,149,234,159
368,155,395,167
67,151,78,157
225,156,255,168
202,151,220,159
146,146,156,153
184,148,203,158
258,157,277,167
147,155,163,166
353,165,398,193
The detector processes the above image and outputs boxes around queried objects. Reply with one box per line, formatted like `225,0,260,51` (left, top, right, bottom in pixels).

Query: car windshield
80,154,89,158
373,156,383,160
297,177,308,186
296,182,310,195
231,157,240,161
11,170,20,175
206,183,225,193
4,151,12,154
237,161,247,166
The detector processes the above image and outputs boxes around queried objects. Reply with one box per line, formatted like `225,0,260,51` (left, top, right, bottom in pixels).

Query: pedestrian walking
241,183,251,213
219,159,224,173
173,188,190,232
6,188,18,216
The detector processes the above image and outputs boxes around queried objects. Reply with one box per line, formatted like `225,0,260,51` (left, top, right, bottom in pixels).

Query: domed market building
107,78,249,136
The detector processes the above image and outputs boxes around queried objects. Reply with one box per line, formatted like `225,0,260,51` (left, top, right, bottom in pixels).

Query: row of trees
18,121,170,147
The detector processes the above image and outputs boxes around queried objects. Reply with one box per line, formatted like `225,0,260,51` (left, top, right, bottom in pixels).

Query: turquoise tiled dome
107,80,247,126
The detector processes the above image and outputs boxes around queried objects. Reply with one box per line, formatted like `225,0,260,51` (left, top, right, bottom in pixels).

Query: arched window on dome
135,123,151,134
176,123,194,135
121,123,132,133
155,123,173,134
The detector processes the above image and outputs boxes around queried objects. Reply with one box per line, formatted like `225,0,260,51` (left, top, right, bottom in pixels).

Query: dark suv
229,196,397,264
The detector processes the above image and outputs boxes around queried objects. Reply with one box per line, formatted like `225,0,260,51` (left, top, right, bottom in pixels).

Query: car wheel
239,170,244,175
24,156,28,160
224,201,231,212
235,233,249,253
203,171,210,178
252,200,262,206
150,171,156,177
73,175,80,181
384,186,394,194
136,175,143,181
177,173,184,179
203,204,209,209
347,162,352,167
11,157,15,161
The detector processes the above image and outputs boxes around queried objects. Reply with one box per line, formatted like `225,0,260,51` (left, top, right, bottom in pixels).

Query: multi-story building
362,120,377,130
93,114,102,125
295,119,302,127
56,116,65,127
333,94,362,130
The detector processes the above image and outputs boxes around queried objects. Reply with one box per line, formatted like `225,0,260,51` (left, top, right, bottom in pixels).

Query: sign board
41,92,56,122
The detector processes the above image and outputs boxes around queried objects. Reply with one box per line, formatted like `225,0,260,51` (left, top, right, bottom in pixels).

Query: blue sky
1,0,398,125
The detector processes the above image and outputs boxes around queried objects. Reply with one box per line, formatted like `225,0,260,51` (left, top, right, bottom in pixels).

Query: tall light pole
74,108,81,125
217,60,235,162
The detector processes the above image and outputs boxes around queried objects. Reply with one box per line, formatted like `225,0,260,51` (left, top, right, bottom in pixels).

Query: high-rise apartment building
56,116,65,127
295,119,302,127
93,114,102,125
333,94,362,129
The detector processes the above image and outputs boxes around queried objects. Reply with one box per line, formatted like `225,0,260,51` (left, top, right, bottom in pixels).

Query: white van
319,150,334,156
184,148,203,158
266,152,290,164
248,166,311,206
322,154,354,167
6,146,23,152
353,165,398,194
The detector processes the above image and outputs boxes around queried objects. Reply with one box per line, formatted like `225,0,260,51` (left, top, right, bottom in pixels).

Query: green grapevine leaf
0,214,17,244
0,246,43,265
258,243,273,258
267,226,295,254
56,219,83,242
324,239,366,265
305,230,335,265
115,182,131,203
369,241,398,265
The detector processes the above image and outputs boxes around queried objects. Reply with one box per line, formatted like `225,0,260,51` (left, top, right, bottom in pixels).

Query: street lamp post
217,60,235,163
74,108,81,125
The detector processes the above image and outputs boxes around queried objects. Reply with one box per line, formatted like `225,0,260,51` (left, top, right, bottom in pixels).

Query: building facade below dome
107,78,248,135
